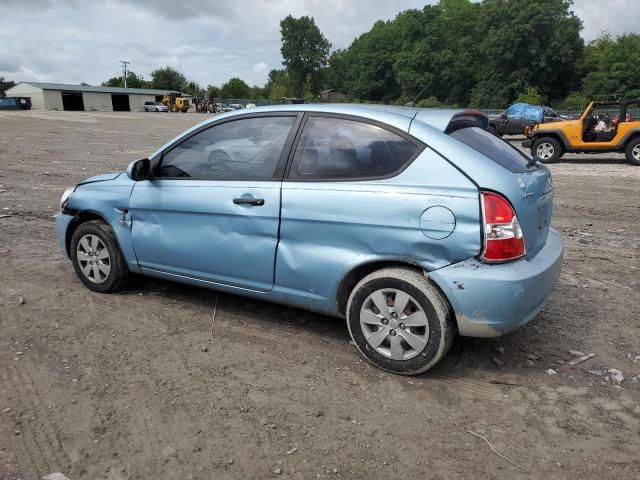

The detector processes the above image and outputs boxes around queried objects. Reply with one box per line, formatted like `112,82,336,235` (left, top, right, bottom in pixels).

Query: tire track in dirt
0,365,43,480
0,359,71,478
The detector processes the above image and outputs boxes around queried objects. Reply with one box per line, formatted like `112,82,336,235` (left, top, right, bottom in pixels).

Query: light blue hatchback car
55,104,563,374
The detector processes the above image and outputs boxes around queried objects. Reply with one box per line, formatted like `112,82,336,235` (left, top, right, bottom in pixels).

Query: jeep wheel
346,268,455,375
625,137,640,166
532,137,562,163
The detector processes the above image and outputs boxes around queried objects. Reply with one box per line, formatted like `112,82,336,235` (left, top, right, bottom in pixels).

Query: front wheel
346,268,455,375
625,137,640,166
531,137,562,163
70,220,129,293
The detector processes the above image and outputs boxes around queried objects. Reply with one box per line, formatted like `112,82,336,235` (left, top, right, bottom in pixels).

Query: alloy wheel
76,234,111,284
536,142,555,160
359,288,429,361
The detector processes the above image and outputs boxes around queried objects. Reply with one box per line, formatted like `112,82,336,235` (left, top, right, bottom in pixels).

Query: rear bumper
522,139,533,148
429,228,563,337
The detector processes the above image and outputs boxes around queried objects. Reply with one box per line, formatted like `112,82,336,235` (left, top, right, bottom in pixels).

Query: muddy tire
346,268,455,375
531,137,562,163
625,137,640,166
70,220,129,293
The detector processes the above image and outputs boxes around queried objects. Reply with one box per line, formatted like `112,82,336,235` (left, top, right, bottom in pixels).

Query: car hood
77,172,123,185
534,119,577,130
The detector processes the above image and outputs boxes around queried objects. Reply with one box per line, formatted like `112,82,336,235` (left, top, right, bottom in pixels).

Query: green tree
264,69,290,99
302,74,315,102
515,86,543,104
0,77,16,95
324,50,347,92
336,18,401,102
150,67,187,91
581,33,640,100
182,80,203,98
561,92,589,111
416,96,444,108
247,85,266,100
470,0,583,107
221,77,250,98
324,2,480,105
102,71,147,88
206,85,220,98
280,15,331,97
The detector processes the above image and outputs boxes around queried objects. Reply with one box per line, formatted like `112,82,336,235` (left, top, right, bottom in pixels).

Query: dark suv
489,104,561,136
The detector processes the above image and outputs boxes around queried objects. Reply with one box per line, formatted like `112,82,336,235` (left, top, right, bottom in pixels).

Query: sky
0,0,637,88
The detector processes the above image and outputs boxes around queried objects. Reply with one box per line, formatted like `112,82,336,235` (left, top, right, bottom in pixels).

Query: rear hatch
449,126,554,256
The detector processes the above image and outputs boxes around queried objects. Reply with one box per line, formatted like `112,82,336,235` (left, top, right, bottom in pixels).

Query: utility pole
119,60,130,88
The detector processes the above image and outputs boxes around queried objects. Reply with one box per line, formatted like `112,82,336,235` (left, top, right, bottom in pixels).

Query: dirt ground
0,111,638,480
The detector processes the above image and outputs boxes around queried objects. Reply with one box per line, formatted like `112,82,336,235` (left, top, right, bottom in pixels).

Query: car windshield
450,127,536,173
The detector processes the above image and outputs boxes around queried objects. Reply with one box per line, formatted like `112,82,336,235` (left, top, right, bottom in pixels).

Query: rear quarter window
450,127,536,173
289,116,421,180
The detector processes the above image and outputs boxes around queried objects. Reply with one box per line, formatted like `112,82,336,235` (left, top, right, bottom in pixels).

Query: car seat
328,136,359,175
582,115,597,142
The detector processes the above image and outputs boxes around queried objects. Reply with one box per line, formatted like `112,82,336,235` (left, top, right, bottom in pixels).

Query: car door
504,105,522,134
129,113,300,292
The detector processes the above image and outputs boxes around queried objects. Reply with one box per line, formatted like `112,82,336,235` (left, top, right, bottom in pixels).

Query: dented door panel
129,179,281,291
276,148,481,310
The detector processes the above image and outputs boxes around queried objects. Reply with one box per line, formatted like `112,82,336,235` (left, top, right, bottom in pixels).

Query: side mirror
500,112,508,119
127,158,152,181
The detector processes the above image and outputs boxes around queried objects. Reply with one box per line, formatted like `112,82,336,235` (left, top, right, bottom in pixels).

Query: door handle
233,197,265,206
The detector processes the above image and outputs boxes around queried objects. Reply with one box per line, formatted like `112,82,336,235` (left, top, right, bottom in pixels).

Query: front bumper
55,212,74,258
522,139,533,148
429,228,564,337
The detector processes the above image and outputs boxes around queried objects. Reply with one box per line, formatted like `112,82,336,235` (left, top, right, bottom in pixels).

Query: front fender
63,176,140,273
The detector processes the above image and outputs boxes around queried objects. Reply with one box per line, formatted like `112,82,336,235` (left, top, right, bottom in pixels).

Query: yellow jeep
523,99,640,165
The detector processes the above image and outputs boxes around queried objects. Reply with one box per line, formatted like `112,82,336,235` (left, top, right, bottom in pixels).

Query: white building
4,82,193,112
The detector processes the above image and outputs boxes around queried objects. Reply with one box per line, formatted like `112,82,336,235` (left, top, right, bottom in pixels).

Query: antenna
405,82,432,107
119,60,130,88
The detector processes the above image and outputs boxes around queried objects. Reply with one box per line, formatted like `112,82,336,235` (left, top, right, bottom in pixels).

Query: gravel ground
0,111,639,480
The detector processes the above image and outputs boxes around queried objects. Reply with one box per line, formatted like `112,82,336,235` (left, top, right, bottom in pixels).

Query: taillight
481,192,526,262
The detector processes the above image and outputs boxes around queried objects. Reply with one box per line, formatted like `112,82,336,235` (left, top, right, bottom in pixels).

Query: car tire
531,137,562,163
624,137,640,166
346,267,455,375
70,220,129,293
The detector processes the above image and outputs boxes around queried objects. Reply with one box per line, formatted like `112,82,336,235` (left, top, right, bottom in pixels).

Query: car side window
289,116,420,180
505,105,518,117
158,116,296,180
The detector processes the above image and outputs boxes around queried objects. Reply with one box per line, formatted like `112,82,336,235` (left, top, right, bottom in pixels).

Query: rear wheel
625,137,640,166
70,220,129,293
346,268,455,375
532,137,562,163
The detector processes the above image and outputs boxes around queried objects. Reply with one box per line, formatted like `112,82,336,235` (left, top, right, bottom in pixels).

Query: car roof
149,103,484,161
203,103,466,133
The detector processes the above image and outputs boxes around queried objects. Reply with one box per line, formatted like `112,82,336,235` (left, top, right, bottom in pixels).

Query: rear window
450,127,535,173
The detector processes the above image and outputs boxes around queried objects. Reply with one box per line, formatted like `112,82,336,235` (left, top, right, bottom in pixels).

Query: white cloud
0,0,637,88
570,0,639,41
251,62,269,75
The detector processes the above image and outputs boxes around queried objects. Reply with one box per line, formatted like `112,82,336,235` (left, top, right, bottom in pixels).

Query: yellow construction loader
161,93,190,113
